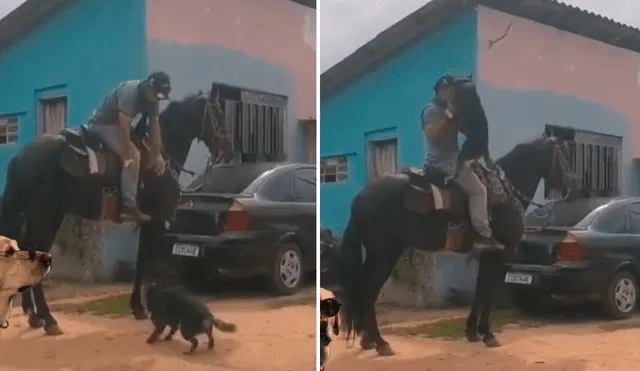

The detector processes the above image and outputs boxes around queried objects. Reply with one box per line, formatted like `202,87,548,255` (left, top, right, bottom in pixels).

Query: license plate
172,243,200,257
504,272,533,285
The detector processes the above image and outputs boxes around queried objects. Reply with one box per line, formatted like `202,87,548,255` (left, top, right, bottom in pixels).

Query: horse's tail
0,156,25,239
337,201,364,343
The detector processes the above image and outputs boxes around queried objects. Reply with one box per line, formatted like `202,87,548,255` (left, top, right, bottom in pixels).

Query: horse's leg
360,247,402,356
477,250,507,348
465,250,488,342
27,214,65,336
130,223,149,320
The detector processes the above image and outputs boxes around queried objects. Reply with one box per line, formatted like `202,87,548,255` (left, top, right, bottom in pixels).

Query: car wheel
269,243,304,295
602,270,638,320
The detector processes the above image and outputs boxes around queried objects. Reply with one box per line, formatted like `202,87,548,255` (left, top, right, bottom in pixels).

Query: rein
502,140,572,215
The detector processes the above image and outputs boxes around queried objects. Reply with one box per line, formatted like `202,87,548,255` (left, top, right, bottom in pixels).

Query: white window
320,156,348,183
39,96,68,135
0,116,19,145
368,138,397,178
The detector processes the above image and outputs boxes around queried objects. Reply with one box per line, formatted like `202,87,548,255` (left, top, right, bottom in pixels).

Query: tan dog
0,236,52,329
320,288,341,371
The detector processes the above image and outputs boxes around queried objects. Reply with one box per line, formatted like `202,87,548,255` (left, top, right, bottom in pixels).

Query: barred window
545,129,622,198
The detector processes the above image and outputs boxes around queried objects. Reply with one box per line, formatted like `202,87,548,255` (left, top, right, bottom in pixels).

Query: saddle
401,158,512,253
59,125,109,178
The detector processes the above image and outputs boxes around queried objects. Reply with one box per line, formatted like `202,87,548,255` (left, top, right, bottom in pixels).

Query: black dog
146,282,237,355
320,297,341,370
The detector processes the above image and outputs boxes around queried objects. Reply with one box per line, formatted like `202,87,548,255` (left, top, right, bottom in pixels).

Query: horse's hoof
132,311,148,320
359,335,376,350
44,323,64,336
27,315,44,329
376,343,396,356
466,330,481,342
483,336,501,348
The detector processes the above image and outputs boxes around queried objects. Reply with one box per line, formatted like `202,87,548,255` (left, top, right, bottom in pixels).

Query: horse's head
172,90,233,165
537,132,581,199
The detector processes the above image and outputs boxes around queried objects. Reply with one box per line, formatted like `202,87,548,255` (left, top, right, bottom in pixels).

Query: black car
166,162,316,295
506,197,640,319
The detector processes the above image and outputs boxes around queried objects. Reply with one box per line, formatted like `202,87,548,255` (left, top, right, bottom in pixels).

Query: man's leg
86,124,150,222
452,162,498,248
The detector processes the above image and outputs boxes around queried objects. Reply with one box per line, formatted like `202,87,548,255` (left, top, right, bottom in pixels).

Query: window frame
320,155,348,184
0,115,19,145
367,137,398,179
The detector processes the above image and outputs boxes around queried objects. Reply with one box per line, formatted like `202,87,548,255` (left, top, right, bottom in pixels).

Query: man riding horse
86,71,171,222
422,74,500,249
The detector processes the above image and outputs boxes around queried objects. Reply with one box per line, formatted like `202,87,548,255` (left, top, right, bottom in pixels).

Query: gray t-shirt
422,100,459,176
88,80,159,128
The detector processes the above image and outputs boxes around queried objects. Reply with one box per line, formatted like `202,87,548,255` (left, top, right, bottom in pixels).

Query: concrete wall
0,0,148,189
319,12,478,234
477,6,640,199
0,0,148,280
145,0,316,186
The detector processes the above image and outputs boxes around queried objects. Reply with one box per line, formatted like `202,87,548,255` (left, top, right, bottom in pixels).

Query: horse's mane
158,93,203,135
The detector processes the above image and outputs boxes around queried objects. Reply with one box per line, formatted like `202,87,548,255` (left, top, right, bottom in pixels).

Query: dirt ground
326,306,640,371
0,283,315,371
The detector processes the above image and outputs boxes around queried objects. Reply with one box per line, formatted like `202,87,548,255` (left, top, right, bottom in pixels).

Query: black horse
332,134,580,355
0,84,232,335
330,79,581,355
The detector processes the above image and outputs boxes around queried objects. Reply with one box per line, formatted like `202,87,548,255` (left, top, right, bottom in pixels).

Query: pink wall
146,0,316,119
477,6,640,157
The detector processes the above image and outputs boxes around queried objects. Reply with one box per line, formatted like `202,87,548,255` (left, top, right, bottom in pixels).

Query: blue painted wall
319,12,478,234
0,0,148,278
0,0,148,190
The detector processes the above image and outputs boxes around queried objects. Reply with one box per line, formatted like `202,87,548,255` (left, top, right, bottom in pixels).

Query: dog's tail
211,316,237,333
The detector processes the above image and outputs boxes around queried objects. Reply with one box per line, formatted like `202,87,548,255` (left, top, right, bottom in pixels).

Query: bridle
506,137,576,216
197,92,231,166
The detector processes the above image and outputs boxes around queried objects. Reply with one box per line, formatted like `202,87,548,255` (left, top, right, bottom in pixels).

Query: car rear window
525,197,614,227
186,163,282,194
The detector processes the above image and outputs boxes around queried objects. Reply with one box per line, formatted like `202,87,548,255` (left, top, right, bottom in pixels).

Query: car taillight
223,201,250,232
556,233,587,262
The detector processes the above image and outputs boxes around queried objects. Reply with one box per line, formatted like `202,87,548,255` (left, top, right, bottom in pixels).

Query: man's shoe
120,206,151,223
473,235,505,250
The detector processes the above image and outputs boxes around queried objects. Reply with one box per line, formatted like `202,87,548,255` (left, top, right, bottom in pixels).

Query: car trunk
169,163,280,236
169,193,243,236
511,227,575,265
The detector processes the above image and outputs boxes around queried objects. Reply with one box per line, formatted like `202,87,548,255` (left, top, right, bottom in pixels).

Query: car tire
269,243,304,296
602,270,638,320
